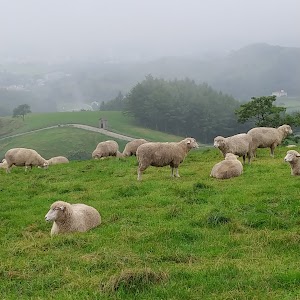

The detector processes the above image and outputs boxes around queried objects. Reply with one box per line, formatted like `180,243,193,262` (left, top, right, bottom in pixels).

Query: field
1,145,300,299
0,111,183,159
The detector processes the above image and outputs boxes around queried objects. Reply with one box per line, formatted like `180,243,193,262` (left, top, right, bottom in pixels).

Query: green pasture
0,111,183,142
1,145,300,299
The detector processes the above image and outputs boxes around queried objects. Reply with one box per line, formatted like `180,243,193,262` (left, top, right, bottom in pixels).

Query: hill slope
1,146,300,299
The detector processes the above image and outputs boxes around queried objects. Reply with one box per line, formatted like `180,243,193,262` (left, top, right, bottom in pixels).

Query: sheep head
213,136,225,148
45,201,68,222
225,153,239,160
284,150,300,162
183,138,199,149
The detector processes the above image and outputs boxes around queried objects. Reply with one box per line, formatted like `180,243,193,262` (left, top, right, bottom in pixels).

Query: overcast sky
0,0,299,61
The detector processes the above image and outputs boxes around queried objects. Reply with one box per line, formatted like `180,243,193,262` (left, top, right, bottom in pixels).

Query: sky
0,0,299,61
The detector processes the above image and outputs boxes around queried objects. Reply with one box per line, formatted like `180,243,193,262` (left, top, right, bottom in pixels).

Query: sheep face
284,150,300,162
184,138,199,149
282,125,293,135
213,136,225,148
45,203,66,222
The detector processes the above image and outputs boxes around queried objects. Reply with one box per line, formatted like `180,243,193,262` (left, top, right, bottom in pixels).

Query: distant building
99,118,108,129
272,89,287,97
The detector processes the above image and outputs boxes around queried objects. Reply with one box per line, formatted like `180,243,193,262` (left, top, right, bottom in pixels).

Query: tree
13,104,31,120
235,95,287,127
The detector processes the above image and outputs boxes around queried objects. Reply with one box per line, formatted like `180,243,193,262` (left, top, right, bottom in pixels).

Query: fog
0,0,299,62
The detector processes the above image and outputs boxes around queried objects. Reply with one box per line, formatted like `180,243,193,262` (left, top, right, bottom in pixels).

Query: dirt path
0,124,136,142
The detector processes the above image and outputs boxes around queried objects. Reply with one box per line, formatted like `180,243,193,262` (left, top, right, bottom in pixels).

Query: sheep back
92,140,119,159
210,153,243,179
123,139,148,157
47,156,69,165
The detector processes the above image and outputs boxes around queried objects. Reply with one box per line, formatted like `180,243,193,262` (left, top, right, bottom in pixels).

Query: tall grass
1,146,300,299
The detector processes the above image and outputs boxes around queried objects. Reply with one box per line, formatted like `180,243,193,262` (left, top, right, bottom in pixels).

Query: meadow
1,145,300,299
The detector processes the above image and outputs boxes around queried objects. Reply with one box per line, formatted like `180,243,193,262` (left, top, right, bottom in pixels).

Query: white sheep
5,147,49,173
210,153,243,179
136,137,199,180
247,124,293,157
47,156,69,165
45,200,101,236
92,140,119,159
122,139,148,157
213,133,253,164
284,150,300,176
0,159,8,171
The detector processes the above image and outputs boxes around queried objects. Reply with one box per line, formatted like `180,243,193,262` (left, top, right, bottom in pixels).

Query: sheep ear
296,154,300,157
187,140,191,144
59,206,65,211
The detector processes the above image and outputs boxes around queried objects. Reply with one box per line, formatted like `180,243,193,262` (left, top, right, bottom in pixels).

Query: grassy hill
1,145,300,299
0,111,183,159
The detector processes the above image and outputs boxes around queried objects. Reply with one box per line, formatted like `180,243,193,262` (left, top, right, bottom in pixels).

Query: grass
0,111,183,142
1,145,300,299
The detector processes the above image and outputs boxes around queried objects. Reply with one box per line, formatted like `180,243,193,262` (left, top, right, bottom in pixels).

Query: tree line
102,75,300,143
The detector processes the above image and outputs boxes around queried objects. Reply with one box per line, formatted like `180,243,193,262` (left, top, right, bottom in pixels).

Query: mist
0,0,299,62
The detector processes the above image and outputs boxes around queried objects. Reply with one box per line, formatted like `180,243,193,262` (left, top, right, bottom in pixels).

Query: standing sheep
5,147,49,173
92,140,119,159
247,124,292,157
47,156,69,165
136,137,199,180
45,200,101,236
213,133,253,164
284,150,300,176
210,153,243,179
122,139,148,157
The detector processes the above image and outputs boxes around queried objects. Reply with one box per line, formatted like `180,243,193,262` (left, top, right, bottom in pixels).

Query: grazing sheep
0,159,8,171
45,200,101,236
92,140,119,159
47,156,69,165
213,133,253,164
5,147,48,173
284,150,300,176
210,153,243,179
247,124,293,157
136,137,199,180
122,139,148,157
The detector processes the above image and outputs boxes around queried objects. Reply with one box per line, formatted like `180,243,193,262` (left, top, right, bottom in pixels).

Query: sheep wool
45,200,101,236
248,124,292,157
5,147,48,173
210,153,243,179
92,140,119,159
47,156,69,165
123,139,148,157
213,133,253,164
284,150,300,176
136,137,199,180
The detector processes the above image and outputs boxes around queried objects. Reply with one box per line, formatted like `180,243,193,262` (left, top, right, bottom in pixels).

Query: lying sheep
284,150,300,176
45,200,101,236
213,133,253,164
136,137,199,180
47,156,69,165
210,153,243,179
247,124,293,157
92,140,119,159
123,139,148,157
5,147,48,173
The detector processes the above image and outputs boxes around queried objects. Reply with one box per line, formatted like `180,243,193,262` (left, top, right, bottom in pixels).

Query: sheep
213,133,253,164
4,147,49,173
136,137,199,180
122,139,148,157
92,140,119,159
284,150,300,176
210,153,243,179
247,124,293,157
45,200,101,236
47,156,69,165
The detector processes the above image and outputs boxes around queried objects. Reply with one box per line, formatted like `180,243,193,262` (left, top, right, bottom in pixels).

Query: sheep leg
270,144,276,157
137,165,147,181
242,155,246,164
174,167,180,178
